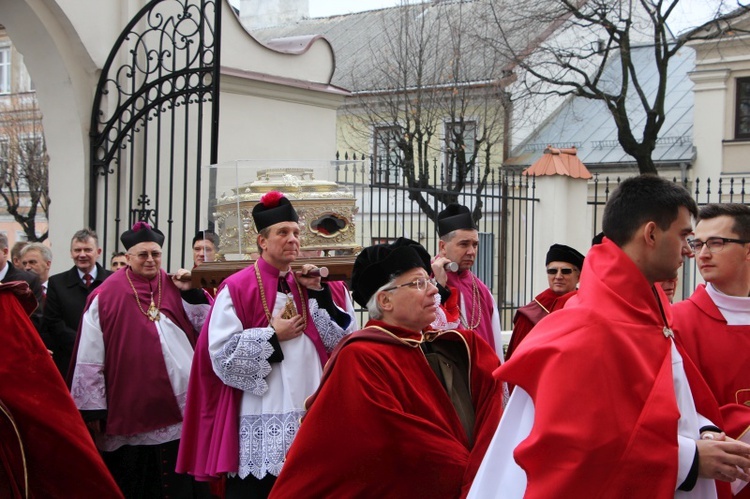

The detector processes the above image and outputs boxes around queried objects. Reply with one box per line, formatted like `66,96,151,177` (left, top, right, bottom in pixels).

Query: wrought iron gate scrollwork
89,0,221,268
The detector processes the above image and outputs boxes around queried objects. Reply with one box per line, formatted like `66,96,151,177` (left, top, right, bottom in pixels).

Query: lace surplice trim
183,300,211,333
214,327,276,396
70,363,107,410
432,292,460,330
238,410,305,480
309,299,352,353
96,392,188,452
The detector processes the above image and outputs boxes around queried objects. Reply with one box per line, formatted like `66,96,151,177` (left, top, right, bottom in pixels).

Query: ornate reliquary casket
213,167,359,257
191,166,360,289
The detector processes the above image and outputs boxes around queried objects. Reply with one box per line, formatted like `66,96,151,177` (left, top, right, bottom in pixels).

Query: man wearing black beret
432,203,504,355
177,192,356,498
270,237,504,497
505,243,584,360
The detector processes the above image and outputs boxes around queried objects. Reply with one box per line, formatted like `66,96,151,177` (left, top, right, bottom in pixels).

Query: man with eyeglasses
505,243,584,360
269,237,504,497
177,191,356,498
470,176,750,498
431,203,503,354
673,203,750,497
68,222,210,498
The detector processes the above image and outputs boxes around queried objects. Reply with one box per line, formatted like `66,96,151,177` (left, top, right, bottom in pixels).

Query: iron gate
89,0,221,269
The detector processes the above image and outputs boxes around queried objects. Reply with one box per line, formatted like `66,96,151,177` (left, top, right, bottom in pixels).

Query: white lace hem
238,410,304,480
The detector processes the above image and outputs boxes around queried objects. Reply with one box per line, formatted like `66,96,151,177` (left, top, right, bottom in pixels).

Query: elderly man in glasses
68,222,210,498
505,243,584,360
269,237,504,497
673,203,750,498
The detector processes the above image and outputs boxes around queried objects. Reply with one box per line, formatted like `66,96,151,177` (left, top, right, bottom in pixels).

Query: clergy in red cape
0,281,122,498
505,243,584,361
269,237,504,498
430,203,503,355
469,176,750,499
672,203,750,497
176,191,356,498
68,222,210,498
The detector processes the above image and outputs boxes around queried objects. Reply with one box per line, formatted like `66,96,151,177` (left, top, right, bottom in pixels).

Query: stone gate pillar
523,146,591,293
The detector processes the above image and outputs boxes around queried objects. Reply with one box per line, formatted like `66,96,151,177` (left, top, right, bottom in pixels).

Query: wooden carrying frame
189,256,355,289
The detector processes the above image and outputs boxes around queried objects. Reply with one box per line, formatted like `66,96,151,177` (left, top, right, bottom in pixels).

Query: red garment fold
0,285,122,498
269,320,503,498
497,239,729,498
673,284,750,498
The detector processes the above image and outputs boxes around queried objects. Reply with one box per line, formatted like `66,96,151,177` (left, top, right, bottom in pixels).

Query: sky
230,0,734,32
309,0,403,17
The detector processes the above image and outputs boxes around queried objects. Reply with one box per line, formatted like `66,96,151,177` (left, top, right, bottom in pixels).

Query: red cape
269,320,503,498
505,287,576,360
673,284,750,498
497,239,728,498
0,284,122,498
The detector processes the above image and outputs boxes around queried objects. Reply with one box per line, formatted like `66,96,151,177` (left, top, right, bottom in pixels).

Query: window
444,120,477,182
372,126,402,185
0,46,10,94
735,78,750,139
0,139,8,183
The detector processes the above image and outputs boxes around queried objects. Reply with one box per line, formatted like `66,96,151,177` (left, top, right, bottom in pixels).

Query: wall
690,21,750,181
0,0,343,273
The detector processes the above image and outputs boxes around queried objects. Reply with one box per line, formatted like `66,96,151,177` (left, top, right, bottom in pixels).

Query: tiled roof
506,45,695,168
252,0,540,92
524,147,592,178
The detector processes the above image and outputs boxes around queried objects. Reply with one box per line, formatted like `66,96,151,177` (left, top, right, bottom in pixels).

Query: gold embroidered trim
0,401,28,498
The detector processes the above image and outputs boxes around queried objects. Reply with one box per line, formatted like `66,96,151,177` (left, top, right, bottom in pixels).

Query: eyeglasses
687,237,750,254
382,277,437,293
546,267,575,275
130,251,162,260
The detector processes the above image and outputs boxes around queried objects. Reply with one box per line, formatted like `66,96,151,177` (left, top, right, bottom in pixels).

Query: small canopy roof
523,146,592,179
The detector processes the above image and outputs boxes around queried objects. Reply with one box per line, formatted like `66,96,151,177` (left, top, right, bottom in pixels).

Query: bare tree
483,0,750,175
0,92,50,242
339,1,510,222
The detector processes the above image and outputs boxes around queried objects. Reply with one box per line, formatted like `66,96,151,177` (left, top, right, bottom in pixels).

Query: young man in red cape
269,237,504,498
673,203,750,497
0,280,122,498
469,175,750,499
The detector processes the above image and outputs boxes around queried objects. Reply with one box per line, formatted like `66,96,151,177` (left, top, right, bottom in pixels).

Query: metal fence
334,153,538,327
337,157,750,326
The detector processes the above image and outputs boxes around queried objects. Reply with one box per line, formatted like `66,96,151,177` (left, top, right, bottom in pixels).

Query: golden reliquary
213,168,359,257
192,168,360,288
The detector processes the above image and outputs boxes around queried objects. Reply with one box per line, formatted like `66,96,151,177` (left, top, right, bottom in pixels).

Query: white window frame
0,45,11,95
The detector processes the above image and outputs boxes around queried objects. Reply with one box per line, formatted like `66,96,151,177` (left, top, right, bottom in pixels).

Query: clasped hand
698,432,750,483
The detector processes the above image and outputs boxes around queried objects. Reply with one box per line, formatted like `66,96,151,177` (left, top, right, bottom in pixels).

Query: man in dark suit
0,234,45,336
43,228,112,378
